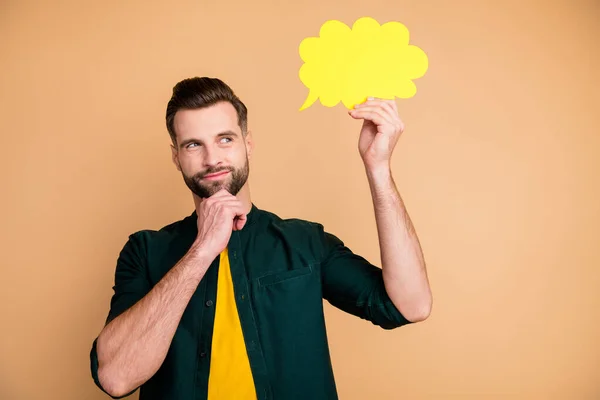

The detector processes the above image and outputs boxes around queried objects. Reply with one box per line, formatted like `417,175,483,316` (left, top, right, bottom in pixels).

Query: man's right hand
96,192,241,396
194,189,248,259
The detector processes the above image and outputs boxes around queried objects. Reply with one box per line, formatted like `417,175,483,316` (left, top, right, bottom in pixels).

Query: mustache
195,167,233,179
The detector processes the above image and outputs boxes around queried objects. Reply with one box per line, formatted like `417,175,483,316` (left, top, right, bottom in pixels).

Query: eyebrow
178,130,239,149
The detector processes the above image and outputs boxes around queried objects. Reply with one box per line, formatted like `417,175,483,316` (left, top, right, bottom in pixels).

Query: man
89,77,432,399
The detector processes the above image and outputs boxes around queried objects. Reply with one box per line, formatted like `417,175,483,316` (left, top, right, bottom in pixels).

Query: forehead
173,101,241,140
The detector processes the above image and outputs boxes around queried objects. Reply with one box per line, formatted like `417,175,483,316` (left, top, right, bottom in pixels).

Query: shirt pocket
257,265,314,287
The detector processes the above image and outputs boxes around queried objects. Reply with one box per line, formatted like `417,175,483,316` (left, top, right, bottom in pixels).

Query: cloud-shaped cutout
298,17,428,110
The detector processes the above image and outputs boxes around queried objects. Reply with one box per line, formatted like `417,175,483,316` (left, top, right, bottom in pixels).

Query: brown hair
165,77,248,145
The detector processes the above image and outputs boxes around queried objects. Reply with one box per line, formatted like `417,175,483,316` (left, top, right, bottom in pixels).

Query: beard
182,157,250,199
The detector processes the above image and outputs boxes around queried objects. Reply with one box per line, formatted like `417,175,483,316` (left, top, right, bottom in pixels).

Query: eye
220,137,233,143
186,142,199,148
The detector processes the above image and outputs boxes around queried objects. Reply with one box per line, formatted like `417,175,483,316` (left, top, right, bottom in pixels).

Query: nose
204,146,219,167
203,145,223,169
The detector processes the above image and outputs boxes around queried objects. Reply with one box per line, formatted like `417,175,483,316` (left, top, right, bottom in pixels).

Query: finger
381,101,398,121
234,215,247,231
222,201,248,219
349,110,389,127
366,98,397,115
232,206,248,231
349,107,393,124
204,196,237,209
204,190,233,204
357,98,391,107
358,99,405,132
357,99,397,122
389,99,398,113
215,199,246,213
210,188,235,198
202,199,244,219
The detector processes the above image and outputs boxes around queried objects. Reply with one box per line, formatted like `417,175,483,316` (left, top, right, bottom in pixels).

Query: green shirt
90,203,412,399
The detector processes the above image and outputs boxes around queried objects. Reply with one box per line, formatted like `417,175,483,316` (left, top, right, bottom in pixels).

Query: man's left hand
348,97,405,171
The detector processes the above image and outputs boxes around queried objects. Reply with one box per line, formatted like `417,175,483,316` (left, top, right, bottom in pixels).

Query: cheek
235,147,248,162
178,155,201,174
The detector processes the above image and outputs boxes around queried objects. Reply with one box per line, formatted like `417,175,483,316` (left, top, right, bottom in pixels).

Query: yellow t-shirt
207,248,257,400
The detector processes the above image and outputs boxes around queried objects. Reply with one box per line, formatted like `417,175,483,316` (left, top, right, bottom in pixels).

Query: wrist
364,162,391,179
365,164,391,186
189,239,216,264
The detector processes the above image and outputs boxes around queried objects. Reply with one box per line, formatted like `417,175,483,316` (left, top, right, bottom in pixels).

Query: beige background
1,0,599,399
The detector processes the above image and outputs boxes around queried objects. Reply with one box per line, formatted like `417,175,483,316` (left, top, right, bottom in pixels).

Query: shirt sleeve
90,231,152,398
318,225,413,330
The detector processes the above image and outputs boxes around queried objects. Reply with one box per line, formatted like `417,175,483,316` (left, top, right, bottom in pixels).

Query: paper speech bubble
298,17,428,111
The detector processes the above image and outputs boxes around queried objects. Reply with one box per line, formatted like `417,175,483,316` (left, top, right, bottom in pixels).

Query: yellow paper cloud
298,17,428,110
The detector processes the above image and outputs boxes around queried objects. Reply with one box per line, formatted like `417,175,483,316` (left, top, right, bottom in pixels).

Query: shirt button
200,352,207,358
205,300,213,307
240,294,245,301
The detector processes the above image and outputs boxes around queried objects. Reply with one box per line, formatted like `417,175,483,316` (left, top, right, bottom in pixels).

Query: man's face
171,101,252,198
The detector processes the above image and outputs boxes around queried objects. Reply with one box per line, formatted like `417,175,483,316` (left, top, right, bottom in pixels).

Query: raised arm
338,97,432,323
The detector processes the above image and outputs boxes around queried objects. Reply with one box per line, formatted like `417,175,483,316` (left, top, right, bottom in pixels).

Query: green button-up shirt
90,203,412,399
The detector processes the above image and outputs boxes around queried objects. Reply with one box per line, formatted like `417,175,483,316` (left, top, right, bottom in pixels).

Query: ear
171,143,181,172
245,130,254,160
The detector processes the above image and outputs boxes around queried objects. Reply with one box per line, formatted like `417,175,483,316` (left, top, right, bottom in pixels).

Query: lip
202,170,230,180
